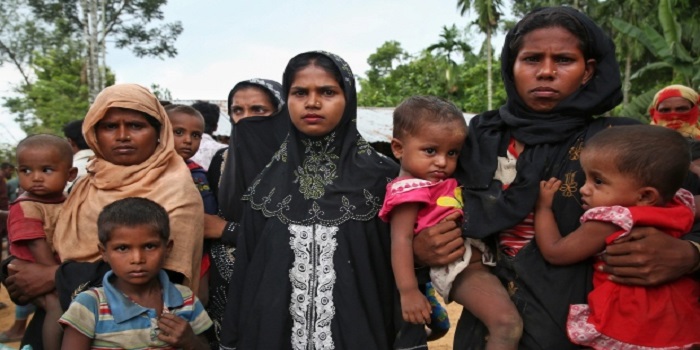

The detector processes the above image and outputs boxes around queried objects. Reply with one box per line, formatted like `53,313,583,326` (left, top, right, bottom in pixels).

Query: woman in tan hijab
4,84,204,350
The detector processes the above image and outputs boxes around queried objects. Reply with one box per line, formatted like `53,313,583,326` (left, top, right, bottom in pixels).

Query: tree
612,0,700,118
358,41,506,113
456,0,503,110
427,25,475,93
150,83,172,102
3,43,113,135
27,0,183,101
0,0,55,86
590,0,661,109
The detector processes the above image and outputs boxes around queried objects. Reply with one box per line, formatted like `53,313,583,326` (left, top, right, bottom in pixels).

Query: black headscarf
243,51,398,225
458,6,624,238
220,51,401,349
217,79,288,222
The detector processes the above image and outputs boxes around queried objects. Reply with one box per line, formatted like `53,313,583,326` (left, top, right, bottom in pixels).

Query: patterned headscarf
243,51,398,226
218,79,288,222
649,84,700,139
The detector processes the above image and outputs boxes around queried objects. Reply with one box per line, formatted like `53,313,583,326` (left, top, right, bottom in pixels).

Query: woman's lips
531,87,558,98
303,114,324,123
113,146,135,154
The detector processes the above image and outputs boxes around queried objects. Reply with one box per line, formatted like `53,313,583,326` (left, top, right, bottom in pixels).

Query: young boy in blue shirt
59,197,212,349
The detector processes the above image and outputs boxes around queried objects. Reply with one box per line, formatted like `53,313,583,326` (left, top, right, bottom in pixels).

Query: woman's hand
5,259,58,304
600,226,699,286
203,214,226,239
413,212,465,267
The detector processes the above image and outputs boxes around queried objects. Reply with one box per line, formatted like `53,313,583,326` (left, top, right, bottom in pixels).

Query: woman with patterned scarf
219,51,402,349
649,84,700,139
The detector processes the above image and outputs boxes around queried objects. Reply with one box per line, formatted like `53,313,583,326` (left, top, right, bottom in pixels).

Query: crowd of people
0,6,699,350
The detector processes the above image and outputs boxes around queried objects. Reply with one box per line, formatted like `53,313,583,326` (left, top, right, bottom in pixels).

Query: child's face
17,147,76,198
169,112,204,160
579,149,645,210
100,224,171,289
391,121,466,182
287,65,345,137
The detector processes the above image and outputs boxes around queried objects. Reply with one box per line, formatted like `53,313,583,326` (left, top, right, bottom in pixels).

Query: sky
1,0,506,146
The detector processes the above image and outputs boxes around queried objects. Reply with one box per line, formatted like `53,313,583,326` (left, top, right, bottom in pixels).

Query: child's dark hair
585,125,689,202
282,52,344,98
508,7,593,69
97,197,170,245
165,104,205,123
393,96,467,139
62,119,89,150
16,134,74,167
191,101,221,135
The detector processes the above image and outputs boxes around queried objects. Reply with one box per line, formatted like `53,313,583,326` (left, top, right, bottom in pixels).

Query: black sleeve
219,221,239,246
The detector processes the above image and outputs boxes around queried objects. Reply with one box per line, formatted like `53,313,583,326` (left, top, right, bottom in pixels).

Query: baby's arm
27,238,58,267
157,313,209,350
534,178,618,265
390,202,431,324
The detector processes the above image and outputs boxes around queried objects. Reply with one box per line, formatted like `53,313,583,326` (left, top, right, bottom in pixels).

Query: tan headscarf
53,84,204,291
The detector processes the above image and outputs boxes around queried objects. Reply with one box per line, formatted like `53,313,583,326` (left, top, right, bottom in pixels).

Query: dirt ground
427,297,462,350
0,287,22,350
0,287,461,350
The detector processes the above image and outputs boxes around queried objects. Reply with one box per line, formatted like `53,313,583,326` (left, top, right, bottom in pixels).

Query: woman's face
657,97,693,114
513,26,596,113
288,65,346,137
95,108,159,166
230,86,277,124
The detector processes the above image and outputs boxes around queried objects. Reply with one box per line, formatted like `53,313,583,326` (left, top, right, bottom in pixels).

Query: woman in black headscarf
412,6,700,349
204,78,288,349
219,51,400,349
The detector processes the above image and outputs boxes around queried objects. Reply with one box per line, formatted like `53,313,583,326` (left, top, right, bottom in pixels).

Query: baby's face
393,121,466,182
17,146,74,198
579,149,644,210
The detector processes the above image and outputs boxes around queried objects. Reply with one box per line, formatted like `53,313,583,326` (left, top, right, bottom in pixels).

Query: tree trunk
486,27,493,110
85,0,101,102
623,52,632,107
98,0,107,94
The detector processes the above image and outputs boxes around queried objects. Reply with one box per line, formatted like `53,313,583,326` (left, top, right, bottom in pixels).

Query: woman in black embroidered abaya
204,78,288,349
219,51,400,349
411,6,700,349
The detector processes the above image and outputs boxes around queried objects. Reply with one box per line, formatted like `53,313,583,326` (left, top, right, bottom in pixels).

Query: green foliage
150,83,172,102
609,0,700,118
0,143,16,164
2,44,115,135
28,0,183,59
0,0,59,85
358,42,505,113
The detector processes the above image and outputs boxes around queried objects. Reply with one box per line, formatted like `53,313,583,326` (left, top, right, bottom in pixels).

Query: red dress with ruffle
567,190,700,349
